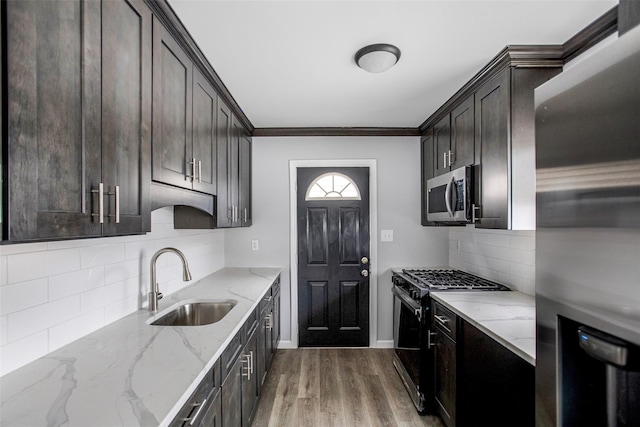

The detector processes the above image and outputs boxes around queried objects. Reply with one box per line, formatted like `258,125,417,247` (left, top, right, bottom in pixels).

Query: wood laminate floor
252,348,445,427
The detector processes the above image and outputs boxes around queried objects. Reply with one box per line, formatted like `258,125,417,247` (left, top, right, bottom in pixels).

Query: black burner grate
402,269,509,291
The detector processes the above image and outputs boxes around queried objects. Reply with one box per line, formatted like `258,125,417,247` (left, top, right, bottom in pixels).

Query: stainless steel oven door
392,285,426,413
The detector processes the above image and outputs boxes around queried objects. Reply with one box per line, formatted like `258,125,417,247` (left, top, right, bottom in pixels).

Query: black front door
297,167,370,347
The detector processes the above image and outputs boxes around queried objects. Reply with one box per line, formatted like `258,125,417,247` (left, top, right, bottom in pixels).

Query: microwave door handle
445,176,454,217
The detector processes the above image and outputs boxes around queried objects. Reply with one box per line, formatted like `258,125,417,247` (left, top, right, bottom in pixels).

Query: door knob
361,269,369,277
361,256,369,265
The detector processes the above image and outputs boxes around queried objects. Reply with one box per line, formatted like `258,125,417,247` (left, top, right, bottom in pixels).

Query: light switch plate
381,230,394,242
251,240,259,251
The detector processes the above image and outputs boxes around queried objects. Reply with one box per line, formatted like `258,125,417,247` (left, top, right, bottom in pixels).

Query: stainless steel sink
149,300,237,326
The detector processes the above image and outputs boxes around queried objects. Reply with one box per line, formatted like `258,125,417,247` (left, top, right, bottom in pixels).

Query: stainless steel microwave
426,166,472,223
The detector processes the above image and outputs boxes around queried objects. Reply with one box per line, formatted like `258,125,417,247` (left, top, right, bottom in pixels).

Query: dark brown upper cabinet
432,95,475,179
3,0,151,241
420,46,563,230
216,102,233,228
433,115,451,177
420,129,436,226
222,116,252,228
152,17,218,197
239,132,252,227
474,66,560,230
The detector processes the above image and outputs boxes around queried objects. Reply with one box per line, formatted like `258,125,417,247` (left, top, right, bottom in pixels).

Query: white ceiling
168,0,617,129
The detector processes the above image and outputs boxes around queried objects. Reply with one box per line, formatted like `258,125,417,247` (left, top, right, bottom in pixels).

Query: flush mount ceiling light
355,43,401,73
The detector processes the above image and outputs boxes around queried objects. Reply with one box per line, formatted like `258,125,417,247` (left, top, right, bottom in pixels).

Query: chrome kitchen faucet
149,247,192,312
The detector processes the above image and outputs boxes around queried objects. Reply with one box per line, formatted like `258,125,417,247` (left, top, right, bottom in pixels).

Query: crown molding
252,127,420,138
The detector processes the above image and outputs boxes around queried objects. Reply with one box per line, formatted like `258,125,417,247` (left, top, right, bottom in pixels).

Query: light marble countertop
430,291,536,366
0,267,281,427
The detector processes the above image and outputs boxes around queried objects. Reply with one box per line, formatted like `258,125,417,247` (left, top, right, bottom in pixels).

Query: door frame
289,159,378,348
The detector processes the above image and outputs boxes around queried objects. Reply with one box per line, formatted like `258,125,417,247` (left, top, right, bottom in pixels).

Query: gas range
392,268,510,302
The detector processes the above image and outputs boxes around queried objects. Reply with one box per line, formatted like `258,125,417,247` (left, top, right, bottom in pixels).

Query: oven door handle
392,286,422,321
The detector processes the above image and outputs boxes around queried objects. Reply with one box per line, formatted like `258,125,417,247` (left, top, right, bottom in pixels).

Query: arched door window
305,172,361,201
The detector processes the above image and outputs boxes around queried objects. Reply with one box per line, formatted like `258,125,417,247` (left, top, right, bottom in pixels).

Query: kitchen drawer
259,289,272,315
242,307,259,344
169,365,215,427
221,330,242,380
433,302,458,341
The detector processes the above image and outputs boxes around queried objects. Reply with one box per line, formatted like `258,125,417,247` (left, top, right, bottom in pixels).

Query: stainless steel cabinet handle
249,350,254,374
434,314,449,326
198,160,202,183
448,150,454,166
266,313,273,330
427,330,437,349
244,207,247,223
91,183,104,224
187,158,196,181
443,152,447,168
185,398,208,426
242,354,252,380
264,295,273,302
114,185,120,224
472,203,481,222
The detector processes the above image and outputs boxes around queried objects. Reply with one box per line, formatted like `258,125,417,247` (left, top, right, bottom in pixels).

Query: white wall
449,225,536,295
224,136,449,345
0,207,225,376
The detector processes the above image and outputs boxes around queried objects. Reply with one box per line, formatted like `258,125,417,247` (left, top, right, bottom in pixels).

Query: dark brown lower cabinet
434,304,457,427
433,301,534,427
201,390,221,427
221,355,242,427
241,329,259,426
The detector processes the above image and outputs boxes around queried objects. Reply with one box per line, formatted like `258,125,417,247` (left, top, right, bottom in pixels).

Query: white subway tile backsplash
49,309,105,352
0,331,49,376
49,267,105,301
80,244,125,269
104,259,142,285
8,295,81,342
80,280,134,314
0,256,7,286
104,295,140,326
1,316,7,346
0,242,49,256
450,226,536,295
0,207,226,376
0,278,48,315
7,248,81,284
509,235,535,251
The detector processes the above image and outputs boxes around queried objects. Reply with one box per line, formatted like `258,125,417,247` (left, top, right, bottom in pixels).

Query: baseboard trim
275,340,393,349
276,340,296,349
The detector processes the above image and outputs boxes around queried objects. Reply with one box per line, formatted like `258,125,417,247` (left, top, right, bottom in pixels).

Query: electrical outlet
381,229,394,242
251,240,259,251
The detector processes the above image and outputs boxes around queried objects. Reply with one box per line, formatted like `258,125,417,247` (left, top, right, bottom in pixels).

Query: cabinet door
239,134,252,226
272,289,281,351
101,0,152,235
192,67,217,195
200,390,222,427
433,115,451,177
256,310,267,391
6,0,102,240
229,117,242,227
264,302,274,371
152,17,193,190
221,356,242,427
450,95,475,170
241,330,259,426
474,68,510,229
216,102,233,227
434,327,457,427
421,128,435,226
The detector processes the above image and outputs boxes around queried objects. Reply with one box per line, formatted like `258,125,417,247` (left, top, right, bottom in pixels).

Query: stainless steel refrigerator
534,24,640,427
